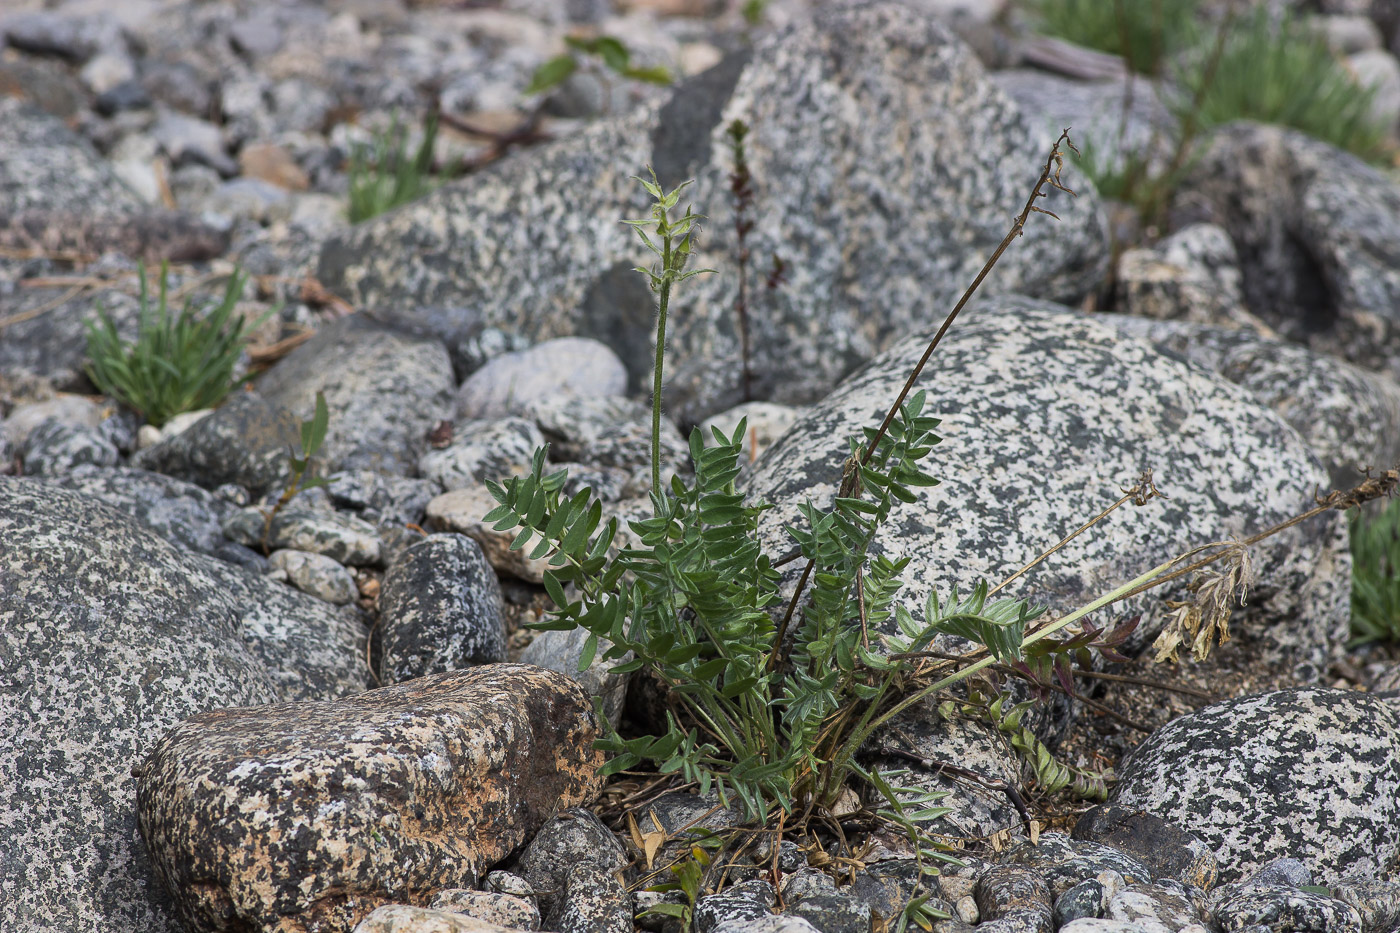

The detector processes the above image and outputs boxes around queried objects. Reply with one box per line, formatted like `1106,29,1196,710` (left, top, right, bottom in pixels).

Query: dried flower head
1153,542,1254,663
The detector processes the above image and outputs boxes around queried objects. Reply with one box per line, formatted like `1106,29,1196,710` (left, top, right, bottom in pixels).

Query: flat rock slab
315,1,1106,423
1110,687,1400,885
136,664,605,933
747,299,1347,680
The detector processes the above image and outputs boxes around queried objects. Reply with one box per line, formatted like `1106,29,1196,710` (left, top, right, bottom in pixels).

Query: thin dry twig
767,130,1082,672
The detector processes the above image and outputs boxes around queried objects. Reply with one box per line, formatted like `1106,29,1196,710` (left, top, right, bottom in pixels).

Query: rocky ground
4,1,1400,933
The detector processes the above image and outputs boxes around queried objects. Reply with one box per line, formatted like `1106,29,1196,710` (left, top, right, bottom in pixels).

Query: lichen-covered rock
748,299,1348,683
511,810,631,933
129,391,301,499
255,314,456,476
0,478,283,933
1106,882,1208,932
695,880,778,933
1105,316,1400,490
711,917,822,933
420,417,545,492
455,337,628,421
1055,880,1107,927
1110,688,1400,884
315,2,1106,423
378,533,506,683
1179,121,1400,380
136,665,605,933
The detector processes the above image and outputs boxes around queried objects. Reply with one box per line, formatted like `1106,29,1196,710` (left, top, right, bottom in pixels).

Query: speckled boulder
129,391,302,500
48,463,262,568
378,533,506,683
419,417,545,492
748,299,1348,681
0,479,283,933
517,626,632,727
1180,121,1400,380
315,2,1107,423
455,337,628,421
1109,687,1400,884
136,665,605,933
255,314,456,477
19,417,119,474
1106,316,1400,490
1213,886,1363,933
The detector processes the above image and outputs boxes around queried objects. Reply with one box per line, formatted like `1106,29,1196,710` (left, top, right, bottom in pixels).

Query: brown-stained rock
136,664,606,933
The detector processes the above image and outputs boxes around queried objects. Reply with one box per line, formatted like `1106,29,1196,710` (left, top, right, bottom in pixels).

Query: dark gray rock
20,418,119,474
695,880,778,933
46,463,261,568
1055,879,1107,927
513,809,631,933
129,392,301,500
1178,121,1400,381
0,478,282,933
975,866,1053,933
1110,688,1400,885
993,833,1155,898
378,533,506,684
314,2,1107,423
748,300,1349,686
1072,805,1218,890
1105,316,1400,490
1213,886,1363,933
455,337,629,421
256,314,456,477
1,10,123,64
136,666,605,933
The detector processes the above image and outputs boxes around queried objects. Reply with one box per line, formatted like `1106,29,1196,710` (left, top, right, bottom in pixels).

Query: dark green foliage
1026,0,1201,76
1181,7,1389,163
347,112,442,224
84,263,265,427
1350,501,1400,645
525,35,672,97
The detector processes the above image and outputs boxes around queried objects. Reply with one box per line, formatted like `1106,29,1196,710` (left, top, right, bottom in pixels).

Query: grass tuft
84,263,266,427
1350,499,1400,646
347,112,442,224
1027,0,1202,76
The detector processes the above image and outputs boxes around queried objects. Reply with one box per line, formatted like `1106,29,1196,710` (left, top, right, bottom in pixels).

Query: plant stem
652,238,673,497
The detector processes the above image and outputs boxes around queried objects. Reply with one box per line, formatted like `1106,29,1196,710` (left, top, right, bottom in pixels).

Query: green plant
84,263,264,428
1025,0,1201,76
486,143,1164,824
1349,499,1400,645
1181,6,1389,163
525,35,672,98
347,112,443,224
261,391,334,553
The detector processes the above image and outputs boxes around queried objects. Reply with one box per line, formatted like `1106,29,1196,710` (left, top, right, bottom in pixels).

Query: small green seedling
525,35,672,98
261,392,333,553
